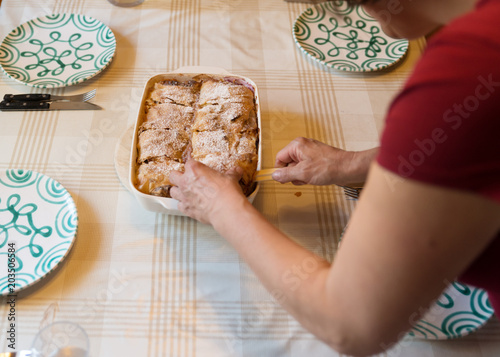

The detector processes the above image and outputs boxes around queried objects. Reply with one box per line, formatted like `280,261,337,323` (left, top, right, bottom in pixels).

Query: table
1,1,499,356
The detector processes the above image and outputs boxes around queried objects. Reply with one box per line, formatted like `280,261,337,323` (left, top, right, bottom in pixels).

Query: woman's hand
272,137,378,186
169,160,245,224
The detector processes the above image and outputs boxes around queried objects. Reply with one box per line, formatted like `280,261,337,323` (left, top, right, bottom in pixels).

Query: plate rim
0,168,79,296
0,13,116,88
408,282,493,340
292,3,409,73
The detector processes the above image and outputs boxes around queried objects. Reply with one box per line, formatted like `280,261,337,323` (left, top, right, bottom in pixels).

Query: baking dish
128,66,262,215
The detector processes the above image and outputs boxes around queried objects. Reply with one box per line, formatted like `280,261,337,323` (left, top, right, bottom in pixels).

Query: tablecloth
0,1,499,356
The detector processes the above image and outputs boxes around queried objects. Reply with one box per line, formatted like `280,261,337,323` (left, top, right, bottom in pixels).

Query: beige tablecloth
0,1,499,356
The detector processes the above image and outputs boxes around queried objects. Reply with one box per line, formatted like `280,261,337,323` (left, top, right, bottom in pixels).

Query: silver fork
340,185,363,200
3,89,97,103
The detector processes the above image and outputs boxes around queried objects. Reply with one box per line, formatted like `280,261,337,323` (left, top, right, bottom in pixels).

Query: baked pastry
136,158,185,197
140,102,194,134
135,76,259,198
191,130,230,157
191,129,258,195
147,80,199,107
198,79,254,107
137,128,189,163
192,102,257,133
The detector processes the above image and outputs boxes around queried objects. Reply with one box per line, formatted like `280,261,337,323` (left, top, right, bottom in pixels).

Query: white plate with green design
0,169,78,295
339,227,493,339
293,2,409,72
0,13,116,88
408,282,493,340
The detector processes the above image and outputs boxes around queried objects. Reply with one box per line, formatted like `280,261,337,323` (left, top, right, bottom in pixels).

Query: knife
4,94,66,102
0,101,101,111
3,89,96,103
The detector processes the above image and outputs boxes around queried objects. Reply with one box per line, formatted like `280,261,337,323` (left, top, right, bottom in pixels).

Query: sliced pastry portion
191,129,258,195
198,79,254,107
234,130,258,156
140,102,194,134
137,129,189,163
147,80,199,107
136,157,185,197
194,151,258,196
192,102,257,133
191,130,230,158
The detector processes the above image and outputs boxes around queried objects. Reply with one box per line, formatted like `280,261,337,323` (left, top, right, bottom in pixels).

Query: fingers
274,139,300,168
272,166,305,184
184,158,203,174
274,136,316,169
227,166,243,181
169,185,183,201
169,169,183,187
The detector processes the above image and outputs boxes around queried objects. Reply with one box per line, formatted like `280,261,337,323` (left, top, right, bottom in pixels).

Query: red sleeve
376,1,500,317
376,0,500,203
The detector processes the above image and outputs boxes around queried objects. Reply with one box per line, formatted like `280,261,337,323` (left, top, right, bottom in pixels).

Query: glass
31,321,89,357
107,0,145,7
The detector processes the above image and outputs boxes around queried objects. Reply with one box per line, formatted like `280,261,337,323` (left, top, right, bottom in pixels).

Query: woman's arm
171,160,500,356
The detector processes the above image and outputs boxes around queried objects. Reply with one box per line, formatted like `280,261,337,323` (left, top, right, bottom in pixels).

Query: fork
340,185,363,200
3,89,97,103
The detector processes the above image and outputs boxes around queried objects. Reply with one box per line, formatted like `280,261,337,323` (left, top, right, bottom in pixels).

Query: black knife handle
0,101,50,111
3,93,51,102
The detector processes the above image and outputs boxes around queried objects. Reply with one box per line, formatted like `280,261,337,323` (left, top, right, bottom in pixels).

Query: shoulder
409,1,500,89
377,2,500,202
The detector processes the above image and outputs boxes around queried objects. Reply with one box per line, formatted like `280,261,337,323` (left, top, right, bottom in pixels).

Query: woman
170,0,500,355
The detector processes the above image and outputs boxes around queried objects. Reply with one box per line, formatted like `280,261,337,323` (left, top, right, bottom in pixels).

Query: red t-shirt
377,0,500,315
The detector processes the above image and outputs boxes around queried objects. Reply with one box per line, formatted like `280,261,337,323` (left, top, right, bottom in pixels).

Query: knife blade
0,101,101,111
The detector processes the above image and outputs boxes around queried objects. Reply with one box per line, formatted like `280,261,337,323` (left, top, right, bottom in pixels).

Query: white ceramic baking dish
128,66,262,215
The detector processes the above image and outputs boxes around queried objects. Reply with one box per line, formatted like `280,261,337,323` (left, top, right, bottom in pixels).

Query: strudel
135,76,258,197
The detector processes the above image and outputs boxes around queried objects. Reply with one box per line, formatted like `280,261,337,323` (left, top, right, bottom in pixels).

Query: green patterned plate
0,13,116,88
0,169,78,295
340,227,493,339
409,281,493,340
293,2,409,72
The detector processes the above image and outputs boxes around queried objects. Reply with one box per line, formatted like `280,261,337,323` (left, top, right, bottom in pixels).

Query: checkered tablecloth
1,1,499,356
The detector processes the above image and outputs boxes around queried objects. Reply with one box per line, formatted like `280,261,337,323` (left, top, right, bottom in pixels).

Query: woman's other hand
272,137,378,186
169,159,245,224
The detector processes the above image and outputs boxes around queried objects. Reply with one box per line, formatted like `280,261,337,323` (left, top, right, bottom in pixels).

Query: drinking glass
31,321,89,357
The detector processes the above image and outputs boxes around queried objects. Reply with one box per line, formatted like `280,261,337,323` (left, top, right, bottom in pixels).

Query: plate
339,225,493,339
408,281,493,340
293,2,409,72
0,169,78,295
0,13,116,88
